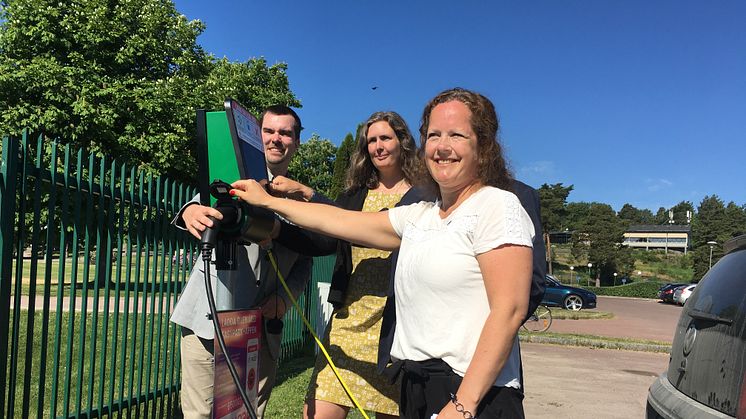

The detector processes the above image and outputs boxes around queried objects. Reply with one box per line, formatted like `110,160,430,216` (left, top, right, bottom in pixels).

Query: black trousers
396,359,524,419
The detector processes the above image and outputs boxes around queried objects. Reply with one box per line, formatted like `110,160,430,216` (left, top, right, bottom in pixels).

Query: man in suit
170,105,311,419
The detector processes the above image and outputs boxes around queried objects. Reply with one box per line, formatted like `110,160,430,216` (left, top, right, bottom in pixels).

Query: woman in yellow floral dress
302,111,424,419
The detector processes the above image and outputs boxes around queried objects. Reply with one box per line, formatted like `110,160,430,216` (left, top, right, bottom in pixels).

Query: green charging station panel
205,111,239,206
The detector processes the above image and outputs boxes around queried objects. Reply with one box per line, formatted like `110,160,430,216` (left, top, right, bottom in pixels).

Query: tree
330,132,355,199
724,202,746,239
199,57,301,119
1,0,300,287
654,207,669,224
537,183,573,274
669,201,694,224
564,202,593,231
571,203,628,284
0,0,299,184
618,204,655,225
288,134,336,198
690,195,729,279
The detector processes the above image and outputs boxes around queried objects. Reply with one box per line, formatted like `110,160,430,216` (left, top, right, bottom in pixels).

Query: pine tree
691,195,728,279
330,132,355,199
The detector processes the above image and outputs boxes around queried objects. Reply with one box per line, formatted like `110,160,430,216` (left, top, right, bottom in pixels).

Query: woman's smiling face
424,100,480,194
366,121,402,173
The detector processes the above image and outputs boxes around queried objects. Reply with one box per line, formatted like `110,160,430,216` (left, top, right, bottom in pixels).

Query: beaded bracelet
449,393,476,419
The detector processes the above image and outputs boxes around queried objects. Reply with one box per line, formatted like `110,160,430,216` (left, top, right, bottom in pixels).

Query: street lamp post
569,266,574,284
587,263,592,286
613,272,618,286
707,241,718,269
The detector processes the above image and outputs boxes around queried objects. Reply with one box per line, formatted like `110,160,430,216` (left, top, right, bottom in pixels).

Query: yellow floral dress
306,191,402,415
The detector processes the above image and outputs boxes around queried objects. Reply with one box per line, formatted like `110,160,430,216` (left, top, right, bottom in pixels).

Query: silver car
673,284,696,305
647,234,746,418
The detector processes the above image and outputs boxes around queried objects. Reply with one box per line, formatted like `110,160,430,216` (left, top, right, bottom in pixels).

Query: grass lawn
267,342,373,418
549,307,613,320
5,309,179,418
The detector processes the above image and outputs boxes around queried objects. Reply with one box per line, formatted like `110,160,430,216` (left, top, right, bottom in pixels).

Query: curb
519,334,671,353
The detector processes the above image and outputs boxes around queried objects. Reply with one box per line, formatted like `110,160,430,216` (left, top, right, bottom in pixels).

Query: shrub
579,281,667,298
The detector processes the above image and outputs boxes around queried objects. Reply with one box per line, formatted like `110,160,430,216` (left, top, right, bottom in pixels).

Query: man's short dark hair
260,105,303,140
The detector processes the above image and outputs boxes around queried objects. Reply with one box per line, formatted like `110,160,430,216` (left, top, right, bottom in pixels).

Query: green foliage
0,0,299,184
654,207,668,224
538,183,573,233
199,57,300,117
669,201,694,224
571,202,628,281
288,134,336,198
724,202,746,238
329,132,355,199
579,281,667,298
690,195,728,279
564,202,592,231
617,203,655,224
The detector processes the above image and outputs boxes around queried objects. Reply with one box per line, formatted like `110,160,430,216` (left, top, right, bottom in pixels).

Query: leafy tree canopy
618,203,655,225
570,202,628,281
0,0,299,184
288,134,336,198
538,183,573,233
669,201,694,224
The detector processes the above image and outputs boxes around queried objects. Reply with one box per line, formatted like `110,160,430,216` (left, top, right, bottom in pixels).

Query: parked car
673,284,696,305
657,283,687,303
647,234,746,418
541,275,597,311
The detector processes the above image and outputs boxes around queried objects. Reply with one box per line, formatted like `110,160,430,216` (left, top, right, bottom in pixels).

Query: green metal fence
0,133,333,418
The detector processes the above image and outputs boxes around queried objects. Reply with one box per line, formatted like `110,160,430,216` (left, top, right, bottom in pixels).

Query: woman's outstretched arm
231,179,401,251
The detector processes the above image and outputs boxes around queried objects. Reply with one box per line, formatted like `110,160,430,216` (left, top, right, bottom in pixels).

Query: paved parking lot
522,342,669,418
521,296,680,418
550,296,682,342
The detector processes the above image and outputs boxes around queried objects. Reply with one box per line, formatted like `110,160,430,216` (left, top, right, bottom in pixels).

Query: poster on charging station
213,309,262,419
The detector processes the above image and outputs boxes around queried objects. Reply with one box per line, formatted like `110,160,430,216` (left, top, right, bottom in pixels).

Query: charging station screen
225,99,268,182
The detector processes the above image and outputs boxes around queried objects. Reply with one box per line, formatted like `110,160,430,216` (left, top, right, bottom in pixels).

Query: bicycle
522,304,553,333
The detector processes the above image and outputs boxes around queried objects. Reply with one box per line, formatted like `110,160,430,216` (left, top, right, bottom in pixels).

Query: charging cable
202,245,258,419
266,250,371,419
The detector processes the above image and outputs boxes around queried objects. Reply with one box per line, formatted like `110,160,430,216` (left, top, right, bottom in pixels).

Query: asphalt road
520,296,681,418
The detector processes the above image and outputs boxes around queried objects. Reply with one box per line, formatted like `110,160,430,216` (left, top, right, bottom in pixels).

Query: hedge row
577,281,669,299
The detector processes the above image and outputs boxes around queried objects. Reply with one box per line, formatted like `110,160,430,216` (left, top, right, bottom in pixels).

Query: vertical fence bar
75,151,96,416
7,130,30,419
51,143,72,417
140,175,156,415
38,138,60,416
85,155,105,414
120,165,137,415
99,158,117,414
162,179,178,416
20,134,45,417
128,171,145,416
168,182,188,413
62,147,85,417
86,156,110,412
108,162,127,411
0,135,20,418
152,178,168,418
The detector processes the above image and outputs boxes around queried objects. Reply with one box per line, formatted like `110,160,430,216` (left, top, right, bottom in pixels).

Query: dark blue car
542,275,597,311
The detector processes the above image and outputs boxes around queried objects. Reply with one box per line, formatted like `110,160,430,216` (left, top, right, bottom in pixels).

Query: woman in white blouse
232,88,534,419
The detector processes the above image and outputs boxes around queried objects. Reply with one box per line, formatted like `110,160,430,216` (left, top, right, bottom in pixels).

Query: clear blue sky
173,0,745,212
